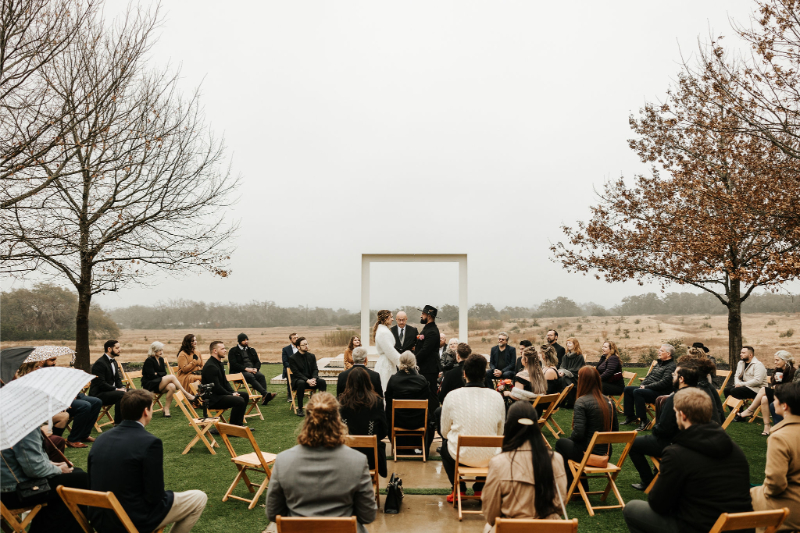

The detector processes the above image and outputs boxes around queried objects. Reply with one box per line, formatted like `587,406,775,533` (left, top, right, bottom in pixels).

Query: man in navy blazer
485,332,516,387
281,332,299,400
88,389,207,533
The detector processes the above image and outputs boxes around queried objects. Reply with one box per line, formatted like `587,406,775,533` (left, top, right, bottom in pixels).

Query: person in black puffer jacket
622,344,677,431
555,366,619,491
623,387,752,533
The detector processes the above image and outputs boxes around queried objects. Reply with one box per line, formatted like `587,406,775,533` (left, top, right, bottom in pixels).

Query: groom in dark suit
415,305,441,399
391,311,418,354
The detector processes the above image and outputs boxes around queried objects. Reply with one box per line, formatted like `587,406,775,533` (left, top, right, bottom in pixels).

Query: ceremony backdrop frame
361,253,468,353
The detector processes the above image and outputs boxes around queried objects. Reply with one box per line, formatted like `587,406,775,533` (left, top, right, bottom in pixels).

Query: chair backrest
578,430,637,468
556,383,574,406
173,390,201,420
495,517,579,532
721,396,745,430
276,516,357,533
344,435,379,473
167,364,177,376
455,435,504,462
391,399,429,431
215,422,273,470
716,369,732,396
645,360,657,375
57,486,138,533
227,372,244,382
126,370,142,380
708,508,789,533
532,393,561,415
622,371,638,385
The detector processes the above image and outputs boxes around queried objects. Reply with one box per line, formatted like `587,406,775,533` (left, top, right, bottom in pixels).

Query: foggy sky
18,1,800,312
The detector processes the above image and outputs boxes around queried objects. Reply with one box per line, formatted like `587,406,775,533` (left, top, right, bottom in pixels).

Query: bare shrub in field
618,345,632,364
779,329,794,338
322,330,358,347
662,337,685,355
640,347,658,366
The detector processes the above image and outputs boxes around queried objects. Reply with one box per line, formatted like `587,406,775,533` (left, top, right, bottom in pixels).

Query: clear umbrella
24,345,75,363
0,366,94,449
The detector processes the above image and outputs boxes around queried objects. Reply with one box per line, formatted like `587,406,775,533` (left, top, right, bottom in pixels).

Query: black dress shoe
631,483,647,491
436,446,442,454
209,427,219,435
261,392,277,406
296,408,305,417
635,421,649,432
622,417,639,426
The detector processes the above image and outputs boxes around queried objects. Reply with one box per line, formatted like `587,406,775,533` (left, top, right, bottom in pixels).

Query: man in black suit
547,329,566,368
486,332,517,388
391,311,418,353
229,333,276,406
337,347,382,398
88,389,207,533
281,332,299,401
415,305,441,399
289,337,327,416
201,341,250,427
515,339,533,373
89,340,127,425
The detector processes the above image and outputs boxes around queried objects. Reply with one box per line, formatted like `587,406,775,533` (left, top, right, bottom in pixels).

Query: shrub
779,329,795,338
701,322,712,329
767,319,777,326
618,345,632,364
322,329,358,347
634,319,641,324
640,347,659,366
662,337,685,356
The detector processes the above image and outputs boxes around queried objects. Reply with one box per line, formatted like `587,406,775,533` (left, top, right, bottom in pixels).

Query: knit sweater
441,384,505,466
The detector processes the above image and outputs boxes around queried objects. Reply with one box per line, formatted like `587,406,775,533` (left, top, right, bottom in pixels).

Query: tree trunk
75,281,92,372
727,280,743,370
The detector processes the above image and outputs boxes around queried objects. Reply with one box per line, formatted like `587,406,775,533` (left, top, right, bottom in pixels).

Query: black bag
384,473,403,514
1,450,51,505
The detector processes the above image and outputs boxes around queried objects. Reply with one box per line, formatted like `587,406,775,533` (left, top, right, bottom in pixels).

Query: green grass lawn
62,365,769,533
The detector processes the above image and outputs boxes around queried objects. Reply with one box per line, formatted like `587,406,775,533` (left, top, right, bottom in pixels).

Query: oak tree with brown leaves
551,66,800,368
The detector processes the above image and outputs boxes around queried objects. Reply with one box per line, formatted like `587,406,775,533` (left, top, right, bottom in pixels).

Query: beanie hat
238,333,248,344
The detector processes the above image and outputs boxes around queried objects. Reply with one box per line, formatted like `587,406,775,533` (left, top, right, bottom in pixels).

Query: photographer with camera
201,341,251,429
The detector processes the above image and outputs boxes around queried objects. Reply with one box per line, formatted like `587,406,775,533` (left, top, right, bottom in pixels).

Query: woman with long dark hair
481,402,567,532
343,336,362,370
176,333,204,391
554,366,618,490
339,367,388,477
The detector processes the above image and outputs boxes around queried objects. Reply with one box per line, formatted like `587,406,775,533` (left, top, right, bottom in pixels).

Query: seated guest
515,339,533,373
89,339,127,426
486,332,516,388
228,333,277,406
504,347,550,410
540,344,562,394
441,353,505,503
289,337,327,417
88,389,207,533
1,428,88,533
597,340,625,397
339,367,388,478
176,334,204,392
337,347,382,399
437,332,448,363
201,341,250,427
281,333,299,401
750,382,800,531
482,402,568,532
623,387,752,533
724,345,768,401
35,356,102,449
265,392,377,533
555,366,619,491
735,350,795,434
558,337,586,408
439,337,459,378
439,342,469,405
681,354,724,423
142,341,198,417
385,352,438,456
622,344,677,431
342,335,361,370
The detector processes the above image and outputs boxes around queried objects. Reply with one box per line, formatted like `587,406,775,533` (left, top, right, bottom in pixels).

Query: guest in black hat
415,305,442,399
229,333,276,406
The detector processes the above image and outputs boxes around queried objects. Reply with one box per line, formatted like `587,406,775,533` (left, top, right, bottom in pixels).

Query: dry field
4,313,800,369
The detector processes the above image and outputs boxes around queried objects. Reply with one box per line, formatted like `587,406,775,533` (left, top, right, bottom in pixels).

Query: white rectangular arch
361,253,468,353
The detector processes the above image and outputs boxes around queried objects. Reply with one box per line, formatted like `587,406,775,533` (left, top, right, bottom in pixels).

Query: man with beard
89,340,127,426
415,305,441,398
546,330,566,368
201,341,250,427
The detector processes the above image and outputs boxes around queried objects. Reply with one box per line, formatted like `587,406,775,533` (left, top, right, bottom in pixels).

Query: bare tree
1,6,239,370
0,0,98,210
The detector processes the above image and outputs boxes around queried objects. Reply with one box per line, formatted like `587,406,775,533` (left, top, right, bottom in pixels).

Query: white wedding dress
374,324,406,392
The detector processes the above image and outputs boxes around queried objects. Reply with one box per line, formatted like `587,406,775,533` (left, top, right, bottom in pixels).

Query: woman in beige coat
482,402,568,533
751,381,800,532
176,334,204,391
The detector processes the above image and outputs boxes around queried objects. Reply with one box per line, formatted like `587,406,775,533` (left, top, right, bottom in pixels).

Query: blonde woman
735,350,796,434
374,310,406,392
540,344,562,394
141,341,197,417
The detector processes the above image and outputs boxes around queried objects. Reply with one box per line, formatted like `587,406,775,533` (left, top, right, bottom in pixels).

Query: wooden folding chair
452,435,504,521
715,369,732,398
495,517,579,532
188,381,228,423
637,360,657,382
1,502,46,533
173,390,220,454
721,396,745,430
216,422,277,509
611,372,637,413
123,370,164,413
708,508,790,533
286,368,312,412
391,399,429,462
533,392,565,441
94,403,115,433
345,434,381,506
643,456,660,494
227,373,263,421
275,516,357,533
565,430,637,516
57,486,165,533
546,384,574,439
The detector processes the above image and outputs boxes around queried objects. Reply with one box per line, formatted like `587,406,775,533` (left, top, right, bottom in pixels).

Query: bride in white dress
373,309,409,392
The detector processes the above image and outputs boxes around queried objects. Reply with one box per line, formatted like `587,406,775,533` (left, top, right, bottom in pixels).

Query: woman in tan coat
751,381,800,531
176,334,204,391
482,402,568,533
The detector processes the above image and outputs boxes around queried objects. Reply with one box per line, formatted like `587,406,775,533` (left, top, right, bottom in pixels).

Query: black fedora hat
692,342,710,353
418,305,438,318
